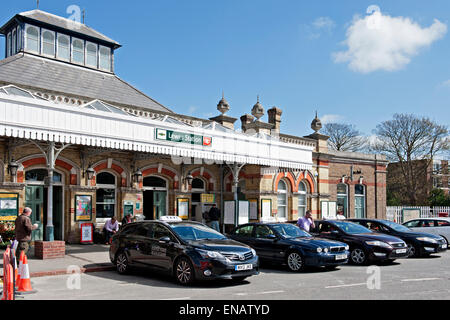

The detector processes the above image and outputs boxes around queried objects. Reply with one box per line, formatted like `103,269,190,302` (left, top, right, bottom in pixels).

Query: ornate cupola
209,92,237,130
251,95,265,121
311,111,323,133
305,111,329,153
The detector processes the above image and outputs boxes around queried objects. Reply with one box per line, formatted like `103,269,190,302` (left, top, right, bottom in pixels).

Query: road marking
325,283,366,289
234,290,284,296
159,297,191,300
401,278,441,282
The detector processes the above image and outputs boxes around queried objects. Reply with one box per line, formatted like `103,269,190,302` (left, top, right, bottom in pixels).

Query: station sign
155,128,212,147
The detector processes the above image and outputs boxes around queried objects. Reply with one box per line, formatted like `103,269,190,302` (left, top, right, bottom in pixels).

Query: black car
309,220,409,265
109,219,259,285
348,218,448,257
228,223,349,272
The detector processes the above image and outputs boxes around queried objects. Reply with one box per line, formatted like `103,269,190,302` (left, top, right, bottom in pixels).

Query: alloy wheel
407,244,416,257
116,252,129,274
287,252,303,272
350,248,366,265
176,259,193,284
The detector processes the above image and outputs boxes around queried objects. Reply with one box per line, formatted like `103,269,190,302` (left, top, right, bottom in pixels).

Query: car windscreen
170,224,227,241
333,221,372,234
271,224,311,238
381,220,411,232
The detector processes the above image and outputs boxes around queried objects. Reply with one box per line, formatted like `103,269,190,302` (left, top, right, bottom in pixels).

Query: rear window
233,225,254,237
436,220,450,227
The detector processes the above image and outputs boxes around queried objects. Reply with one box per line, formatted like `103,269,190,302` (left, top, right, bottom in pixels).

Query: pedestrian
336,208,346,220
121,213,133,227
207,204,221,232
14,207,38,259
297,210,315,232
103,216,119,244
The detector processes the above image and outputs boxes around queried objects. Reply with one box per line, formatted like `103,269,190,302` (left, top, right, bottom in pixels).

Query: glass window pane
298,182,306,192
337,184,347,195
42,31,55,56
278,180,287,191
355,184,365,195
143,176,166,188
26,27,39,52
86,43,97,67
192,178,204,189
12,30,16,54
99,46,111,71
57,35,70,60
96,172,115,185
72,39,84,64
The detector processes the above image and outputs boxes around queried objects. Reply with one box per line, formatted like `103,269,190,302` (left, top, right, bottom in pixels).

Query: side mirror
266,234,278,240
158,236,171,244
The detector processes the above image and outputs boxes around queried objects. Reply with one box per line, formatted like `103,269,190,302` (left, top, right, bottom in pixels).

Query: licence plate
235,264,253,271
335,254,347,260
396,249,407,254
442,244,447,249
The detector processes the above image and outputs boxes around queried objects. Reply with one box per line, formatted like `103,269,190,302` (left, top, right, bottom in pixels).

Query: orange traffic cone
17,255,33,293
15,251,25,289
1,264,14,300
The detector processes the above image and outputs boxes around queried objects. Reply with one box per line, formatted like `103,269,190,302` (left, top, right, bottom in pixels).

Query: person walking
207,204,221,232
103,216,119,244
14,207,38,259
297,210,315,233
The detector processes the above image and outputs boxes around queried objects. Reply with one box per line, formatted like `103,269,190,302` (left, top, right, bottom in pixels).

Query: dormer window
99,46,111,71
57,34,70,60
42,30,55,57
25,25,39,53
72,38,84,64
12,29,16,55
86,42,98,68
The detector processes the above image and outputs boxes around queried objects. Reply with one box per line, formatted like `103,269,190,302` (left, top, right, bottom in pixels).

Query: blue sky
1,0,450,137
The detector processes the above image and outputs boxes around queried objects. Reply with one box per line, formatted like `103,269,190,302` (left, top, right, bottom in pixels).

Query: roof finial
82,9,86,24
37,0,39,9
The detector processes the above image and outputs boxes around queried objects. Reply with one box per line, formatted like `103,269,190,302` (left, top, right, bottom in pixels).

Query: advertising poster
75,195,92,222
177,198,190,220
224,201,235,225
0,193,19,221
249,199,258,220
238,201,249,225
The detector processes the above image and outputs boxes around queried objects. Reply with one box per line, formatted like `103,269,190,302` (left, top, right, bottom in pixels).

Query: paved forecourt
21,251,450,300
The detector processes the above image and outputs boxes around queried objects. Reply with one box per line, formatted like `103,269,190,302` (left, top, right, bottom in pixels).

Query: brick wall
34,241,65,260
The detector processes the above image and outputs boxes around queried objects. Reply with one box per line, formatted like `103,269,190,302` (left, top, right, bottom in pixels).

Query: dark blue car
228,223,349,272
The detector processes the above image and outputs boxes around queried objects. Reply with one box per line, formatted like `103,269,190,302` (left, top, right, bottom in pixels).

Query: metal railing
386,206,450,223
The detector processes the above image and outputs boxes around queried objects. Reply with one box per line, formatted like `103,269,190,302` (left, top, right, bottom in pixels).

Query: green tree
428,188,450,206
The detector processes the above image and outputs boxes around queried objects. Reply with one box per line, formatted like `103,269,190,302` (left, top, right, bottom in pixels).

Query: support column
46,142,55,241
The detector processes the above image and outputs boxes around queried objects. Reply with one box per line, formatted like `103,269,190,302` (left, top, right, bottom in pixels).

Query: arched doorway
96,172,117,221
25,168,64,241
191,178,205,222
143,176,167,220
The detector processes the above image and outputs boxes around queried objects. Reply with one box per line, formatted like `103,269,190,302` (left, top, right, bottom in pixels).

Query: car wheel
116,251,130,275
407,243,419,258
175,257,195,285
350,248,367,265
440,236,448,246
286,251,304,272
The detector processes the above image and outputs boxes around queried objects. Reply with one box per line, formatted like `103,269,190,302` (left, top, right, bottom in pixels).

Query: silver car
403,218,450,246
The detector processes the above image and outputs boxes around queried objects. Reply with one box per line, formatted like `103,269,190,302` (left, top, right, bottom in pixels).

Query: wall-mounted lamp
85,165,95,181
133,168,143,183
8,159,19,180
184,174,194,186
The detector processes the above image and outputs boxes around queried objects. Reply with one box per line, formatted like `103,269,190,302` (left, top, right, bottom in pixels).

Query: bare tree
372,113,449,205
322,123,368,152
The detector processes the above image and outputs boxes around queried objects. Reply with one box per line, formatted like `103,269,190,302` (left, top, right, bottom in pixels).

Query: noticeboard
224,201,235,225
0,193,19,221
402,208,421,224
249,199,258,220
75,195,92,222
238,201,249,225
80,223,93,244
177,198,190,220
261,199,272,218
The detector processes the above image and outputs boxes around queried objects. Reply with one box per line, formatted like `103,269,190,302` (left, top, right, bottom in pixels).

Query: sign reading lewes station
155,129,212,147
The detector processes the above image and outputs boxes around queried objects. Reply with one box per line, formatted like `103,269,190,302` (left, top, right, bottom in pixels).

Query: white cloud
333,11,447,73
188,106,197,114
321,114,345,124
305,17,335,39
439,79,450,88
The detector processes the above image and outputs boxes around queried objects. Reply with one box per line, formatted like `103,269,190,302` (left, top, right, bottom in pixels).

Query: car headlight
323,247,329,253
251,248,256,257
365,241,392,248
345,245,349,251
416,237,437,243
316,247,323,253
198,249,225,260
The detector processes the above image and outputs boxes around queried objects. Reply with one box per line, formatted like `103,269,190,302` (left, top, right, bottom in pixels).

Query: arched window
337,183,348,218
72,38,84,64
57,34,70,60
355,184,366,218
25,169,62,183
42,30,55,56
96,172,116,219
143,176,167,189
25,26,39,53
99,46,111,71
192,178,205,191
277,180,288,219
86,42,97,68
298,181,307,217
12,29,16,55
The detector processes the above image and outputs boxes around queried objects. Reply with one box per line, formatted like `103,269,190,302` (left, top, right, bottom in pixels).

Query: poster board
0,193,19,221
261,199,272,218
224,201,235,225
321,201,337,219
75,195,92,222
201,194,215,204
402,208,421,224
238,201,249,225
249,199,258,220
80,223,93,244
177,198,190,220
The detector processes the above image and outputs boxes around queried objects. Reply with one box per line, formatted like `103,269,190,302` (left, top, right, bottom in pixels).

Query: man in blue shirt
297,210,315,232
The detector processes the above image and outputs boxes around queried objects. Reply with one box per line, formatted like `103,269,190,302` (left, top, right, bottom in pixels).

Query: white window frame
99,45,111,71
56,33,70,61
6,32,11,57
25,24,40,53
354,184,366,218
86,41,98,68
297,181,307,218
277,180,288,219
12,29,17,55
41,29,56,58
95,171,117,223
337,183,349,218
71,37,85,65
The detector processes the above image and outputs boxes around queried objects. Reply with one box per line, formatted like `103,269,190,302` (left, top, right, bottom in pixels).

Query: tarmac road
21,251,450,300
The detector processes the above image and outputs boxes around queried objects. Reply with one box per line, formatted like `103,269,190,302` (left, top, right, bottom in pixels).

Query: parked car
227,222,349,272
348,218,448,257
109,217,259,285
403,218,450,247
307,220,409,265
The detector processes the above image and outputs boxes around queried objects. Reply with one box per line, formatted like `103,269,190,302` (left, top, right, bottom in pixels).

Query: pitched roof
1,10,120,48
0,53,173,113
